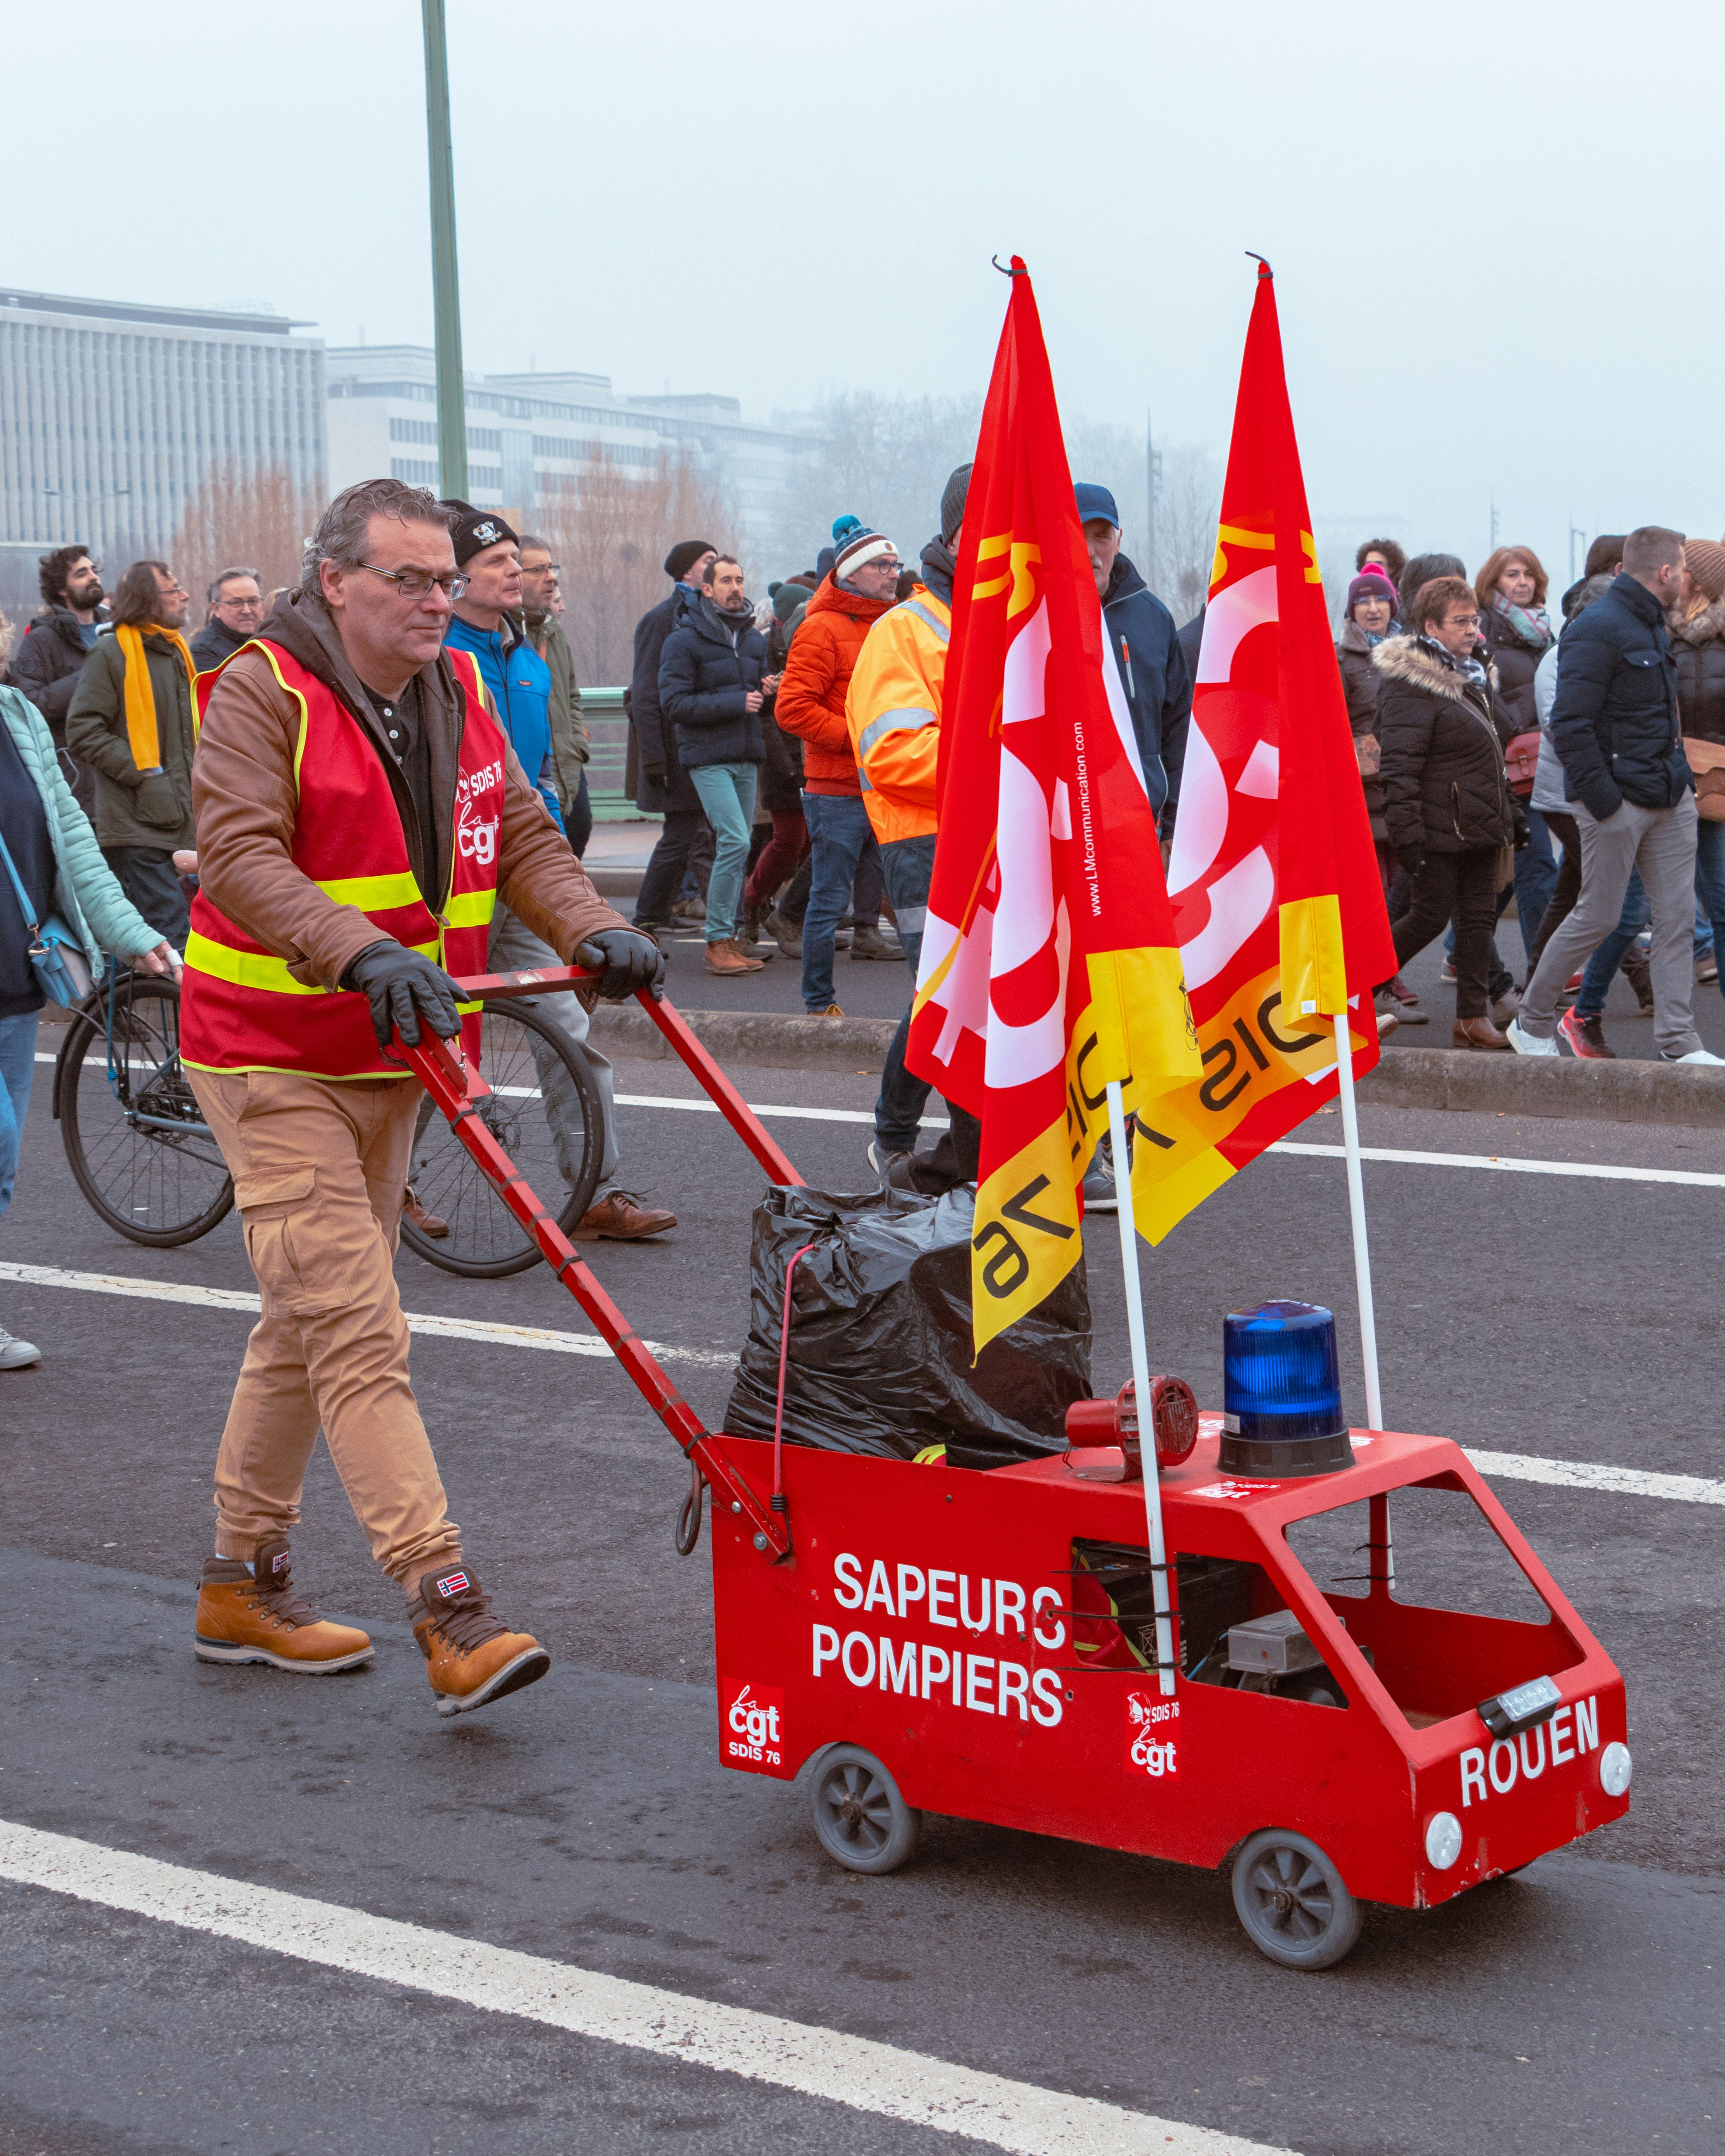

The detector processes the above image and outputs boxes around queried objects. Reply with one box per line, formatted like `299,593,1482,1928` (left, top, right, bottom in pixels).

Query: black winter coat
1477,604,1553,731
1374,634,1522,856
1100,555,1190,823
1335,621,1388,841
758,612,805,813
659,591,767,770
189,617,250,671
1549,573,1690,820
1669,597,1725,748
9,608,98,743
630,586,703,815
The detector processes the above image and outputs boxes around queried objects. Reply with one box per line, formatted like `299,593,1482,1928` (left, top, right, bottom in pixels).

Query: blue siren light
1219,1300,1356,1479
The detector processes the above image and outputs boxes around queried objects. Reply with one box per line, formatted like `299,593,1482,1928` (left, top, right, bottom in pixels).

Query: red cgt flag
907,261,1199,1354
1129,261,1397,1243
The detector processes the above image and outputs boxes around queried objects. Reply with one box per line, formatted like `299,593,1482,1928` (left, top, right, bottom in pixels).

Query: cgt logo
456,796,499,868
724,1681,783,1770
1126,1689,1179,1778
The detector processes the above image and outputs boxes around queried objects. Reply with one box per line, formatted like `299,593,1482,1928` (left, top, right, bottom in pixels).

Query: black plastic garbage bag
724,1182,1091,1466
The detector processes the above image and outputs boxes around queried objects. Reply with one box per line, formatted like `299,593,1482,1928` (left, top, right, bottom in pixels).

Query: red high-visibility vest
181,641,508,1080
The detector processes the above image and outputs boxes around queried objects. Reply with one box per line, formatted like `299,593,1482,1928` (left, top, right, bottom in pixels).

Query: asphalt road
0,1045,1721,2154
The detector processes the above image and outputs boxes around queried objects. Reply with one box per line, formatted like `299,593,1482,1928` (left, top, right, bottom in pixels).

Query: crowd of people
1339,526,1725,1060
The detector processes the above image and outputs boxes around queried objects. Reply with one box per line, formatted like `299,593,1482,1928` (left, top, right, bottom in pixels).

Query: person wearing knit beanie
833,524,899,587
1683,538,1725,606
940,464,972,545
1346,568,1399,623
438,501,519,569
663,539,716,584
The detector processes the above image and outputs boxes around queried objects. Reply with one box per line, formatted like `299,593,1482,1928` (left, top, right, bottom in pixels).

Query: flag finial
991,254,1029,277
1245,251,1273,279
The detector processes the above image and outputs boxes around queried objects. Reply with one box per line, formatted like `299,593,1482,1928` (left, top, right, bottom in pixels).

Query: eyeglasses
521,561,561,575
356,562,468,602
1445,611,1481,628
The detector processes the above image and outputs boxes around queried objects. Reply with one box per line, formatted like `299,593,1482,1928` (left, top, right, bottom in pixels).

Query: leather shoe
402,1184,449,1238
573,1191,677,1241
1453,1017,1511,1050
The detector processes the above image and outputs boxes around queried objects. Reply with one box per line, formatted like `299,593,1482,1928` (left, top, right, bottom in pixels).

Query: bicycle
54,964,235,1246
396,996,604,1278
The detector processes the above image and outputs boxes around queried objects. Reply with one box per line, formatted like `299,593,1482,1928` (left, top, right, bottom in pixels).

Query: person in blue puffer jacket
439,502,677,1244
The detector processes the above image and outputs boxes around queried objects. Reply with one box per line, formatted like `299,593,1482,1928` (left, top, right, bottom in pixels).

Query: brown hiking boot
703,937,762,976
194,1536,373,1673
402,1183,449,1238
413,1565,550,1718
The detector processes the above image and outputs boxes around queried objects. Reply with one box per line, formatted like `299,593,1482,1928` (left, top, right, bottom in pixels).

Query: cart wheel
1231,1828,1361,1970
810,1745,921,1876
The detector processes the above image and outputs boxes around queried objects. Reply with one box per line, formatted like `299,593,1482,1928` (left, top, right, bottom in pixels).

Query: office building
325,346,817,545
0,287,325,571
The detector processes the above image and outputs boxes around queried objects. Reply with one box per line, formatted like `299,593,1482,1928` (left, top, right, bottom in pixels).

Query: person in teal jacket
438,504,564,832
0,681,176,1368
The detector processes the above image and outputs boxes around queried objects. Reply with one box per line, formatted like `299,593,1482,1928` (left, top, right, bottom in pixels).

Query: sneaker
848,925,903,962
1663,1047,1725,1065
0,1326,41,1371
1490,985,1523,1027
810,1002,844,1018
1377,993,1426,1025
413,1566,550,1717
1559,1008,1615,1059
867,1138,913,1185
762,907,802,959
1506,1018,1560,1057
1081,1147,1118,1213
194,1536,374,1673
671,896,707,923
1439,957,1457,984
1384,974,1420,1007
573,1191,677,1241
703,938,763,976
1697,955,1719,986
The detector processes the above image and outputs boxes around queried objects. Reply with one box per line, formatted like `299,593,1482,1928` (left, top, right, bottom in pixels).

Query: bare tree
1151,441,1224,626
172,460,323,617
771,392,984,570
536,448,740,686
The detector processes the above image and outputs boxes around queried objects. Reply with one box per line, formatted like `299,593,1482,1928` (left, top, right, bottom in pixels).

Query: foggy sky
8,0,1722,592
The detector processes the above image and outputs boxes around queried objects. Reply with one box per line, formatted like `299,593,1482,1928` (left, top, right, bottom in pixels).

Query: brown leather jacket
192,588,627,991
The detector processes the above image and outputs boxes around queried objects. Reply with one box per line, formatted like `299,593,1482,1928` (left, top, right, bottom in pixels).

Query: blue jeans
801,793,879,1010
1513,808,1559,972
688,761,758,943
1693,821,1725,993
1575,870,1648,1016
0,1009,41,1226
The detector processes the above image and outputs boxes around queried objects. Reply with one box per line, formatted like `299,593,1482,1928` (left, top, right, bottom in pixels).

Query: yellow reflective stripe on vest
317,872,426,912
185,930,439,996
442,888,497,929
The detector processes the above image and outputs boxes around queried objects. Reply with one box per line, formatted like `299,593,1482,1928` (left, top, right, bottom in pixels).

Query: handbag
0,828,94,1007
1683,736,1725,823
1503,731,1542,797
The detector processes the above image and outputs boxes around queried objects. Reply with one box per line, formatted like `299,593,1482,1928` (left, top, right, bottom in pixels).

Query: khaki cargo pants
189,1067,461,1586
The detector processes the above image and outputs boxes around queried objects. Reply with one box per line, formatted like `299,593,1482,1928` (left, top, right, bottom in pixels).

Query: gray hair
301,478,458,596
207,565,260,606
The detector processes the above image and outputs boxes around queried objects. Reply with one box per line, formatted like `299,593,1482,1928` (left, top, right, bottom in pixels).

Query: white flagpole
1105,1079,1176,1696
1331,1006,1383,1432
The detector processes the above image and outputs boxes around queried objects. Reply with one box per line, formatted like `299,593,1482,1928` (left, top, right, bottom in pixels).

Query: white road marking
2,1258,1714,1506
0,1261,732,1371
0,1823,1272,2156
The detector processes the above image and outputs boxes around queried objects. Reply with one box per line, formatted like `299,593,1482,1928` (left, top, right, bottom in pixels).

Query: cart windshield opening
1283,1476,1584,1728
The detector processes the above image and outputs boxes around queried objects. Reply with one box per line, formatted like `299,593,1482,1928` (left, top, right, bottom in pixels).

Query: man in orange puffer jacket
774,521,903,1012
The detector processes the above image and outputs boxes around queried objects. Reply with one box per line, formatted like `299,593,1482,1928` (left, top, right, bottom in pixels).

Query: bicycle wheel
57,974,235,1246
400,998,604,1278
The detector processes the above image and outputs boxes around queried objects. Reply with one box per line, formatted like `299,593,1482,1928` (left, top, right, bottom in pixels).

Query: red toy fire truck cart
406,968,1632,1971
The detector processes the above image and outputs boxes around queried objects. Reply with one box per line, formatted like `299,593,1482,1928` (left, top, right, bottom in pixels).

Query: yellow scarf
115,622,197,772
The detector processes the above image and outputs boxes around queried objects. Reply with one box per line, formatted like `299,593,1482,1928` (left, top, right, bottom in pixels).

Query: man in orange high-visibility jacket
181,479,663,1717
846,464,980,1185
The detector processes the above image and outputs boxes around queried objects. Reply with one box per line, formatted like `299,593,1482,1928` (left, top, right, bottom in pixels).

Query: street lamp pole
421,0,467,498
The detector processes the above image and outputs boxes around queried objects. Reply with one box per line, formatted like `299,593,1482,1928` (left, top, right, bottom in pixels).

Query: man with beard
12,545,107,800
845,465,981,1187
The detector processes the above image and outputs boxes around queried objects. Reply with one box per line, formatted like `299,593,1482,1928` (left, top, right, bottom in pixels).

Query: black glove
1396,844,1426,877
578,930,666,1003
345,940,464,1049
644,763,667,787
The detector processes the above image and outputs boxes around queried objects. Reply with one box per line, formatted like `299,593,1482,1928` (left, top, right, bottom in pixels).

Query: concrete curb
590,1004,1725,1125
